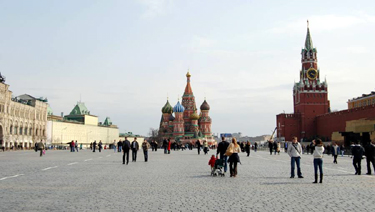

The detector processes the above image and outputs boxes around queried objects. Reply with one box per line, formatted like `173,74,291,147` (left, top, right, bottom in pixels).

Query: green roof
70,102,90,115
47,105,53,115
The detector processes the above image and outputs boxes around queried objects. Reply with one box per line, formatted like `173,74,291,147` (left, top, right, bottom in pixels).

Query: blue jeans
291,157,302,177
220,155,228,173
313,158,323,175
119,146,122,153
113,146,116,152
144,150,148,162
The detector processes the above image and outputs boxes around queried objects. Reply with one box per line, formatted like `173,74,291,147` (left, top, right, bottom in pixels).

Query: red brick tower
293,21,330,140
199,99,212,136
182,71,197,133
173,100,185,137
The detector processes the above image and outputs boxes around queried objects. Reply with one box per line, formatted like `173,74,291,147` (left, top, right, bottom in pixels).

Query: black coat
217,141,230,156
123,140,131,151
352,145,364,159
365,143,375,159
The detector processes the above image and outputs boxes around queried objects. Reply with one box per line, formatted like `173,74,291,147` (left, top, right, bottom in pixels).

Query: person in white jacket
312,139,325,183
287,137,304,178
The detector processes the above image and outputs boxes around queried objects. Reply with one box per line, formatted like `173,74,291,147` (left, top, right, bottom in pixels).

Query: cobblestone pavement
0,149,374,211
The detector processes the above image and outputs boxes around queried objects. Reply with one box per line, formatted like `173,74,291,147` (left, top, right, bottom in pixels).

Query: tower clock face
307,68,317,80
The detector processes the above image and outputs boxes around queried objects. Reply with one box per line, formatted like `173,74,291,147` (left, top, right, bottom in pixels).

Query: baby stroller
211,158,225,177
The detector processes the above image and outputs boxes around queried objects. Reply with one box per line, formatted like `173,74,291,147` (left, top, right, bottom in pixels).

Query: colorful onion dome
169,114,175,121
173,101,185,113
161,100,173,114
200,100,210,111
190,111,199,120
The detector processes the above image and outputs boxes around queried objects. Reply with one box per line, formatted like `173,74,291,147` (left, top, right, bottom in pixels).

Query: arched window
19,127,23,135
10,126,13,135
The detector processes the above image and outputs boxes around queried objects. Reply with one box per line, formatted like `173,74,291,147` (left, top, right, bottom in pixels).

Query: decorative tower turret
159,99,173,136
189,106,200,137
181,71,197,133
173,100,185,137
293,21,330,140
199,99,212,136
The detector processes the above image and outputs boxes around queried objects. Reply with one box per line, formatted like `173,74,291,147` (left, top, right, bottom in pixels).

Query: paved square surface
0,149,374,211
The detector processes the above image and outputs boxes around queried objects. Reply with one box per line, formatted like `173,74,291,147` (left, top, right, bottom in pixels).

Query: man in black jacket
131,137,139,162
365,140,375,175
352,141,365,175
163,139,168,154
122,137,131,165
92,140,97,152
216,137,230,173
196,140,202,155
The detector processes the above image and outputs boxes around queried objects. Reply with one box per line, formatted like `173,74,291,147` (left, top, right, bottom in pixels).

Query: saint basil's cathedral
159,72,214,144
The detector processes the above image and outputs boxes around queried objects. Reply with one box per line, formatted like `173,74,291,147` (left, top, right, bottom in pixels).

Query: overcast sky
1,0,374,137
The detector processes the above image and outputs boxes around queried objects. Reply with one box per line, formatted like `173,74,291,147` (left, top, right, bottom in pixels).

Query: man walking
352,141,365,175
332,142,340,164
142,140,150,162
131,138,139,162
37,140,44,157
163,139,168,154
196,139,202,155
75,140,79,152
122,137,131,165
216,137,230,173
365,140,375,175
92,140,97,152
287,137,304,178
268,140,273,155
118,140,123,153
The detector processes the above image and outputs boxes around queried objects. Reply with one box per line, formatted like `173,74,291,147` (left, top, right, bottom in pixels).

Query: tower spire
305,20,313,50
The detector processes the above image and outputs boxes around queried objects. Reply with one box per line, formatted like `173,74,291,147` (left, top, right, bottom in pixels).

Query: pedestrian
203,140,209,155
284,142,288,152
131,138,139,162
122,137,131,165
364,140,375,175
268,140,273,155
75,140,79,152
34,142,38,152
90,142,92,150
227,138,241,178
118,140,123,153
93,141,97,152
287,136,304,178
196,139,202,155
254,142,258,152
276,142,281,155
167,139,171,154
312,139,324,183
70,140,75,152
98,140,102,152
113,140,117,153
352,141,365,175
216,137,230,173
163,139,168,154
331,142,340,164
340,144,345,157
273,141,277,155
37,140,45,157
154,141,158,151
245,141,251,157
142,140,150,162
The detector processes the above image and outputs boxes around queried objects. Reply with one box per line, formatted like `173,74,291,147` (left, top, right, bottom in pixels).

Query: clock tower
293,21,330,140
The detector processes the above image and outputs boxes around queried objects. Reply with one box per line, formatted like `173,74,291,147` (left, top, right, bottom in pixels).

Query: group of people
268,140,281,155
69,140,79,152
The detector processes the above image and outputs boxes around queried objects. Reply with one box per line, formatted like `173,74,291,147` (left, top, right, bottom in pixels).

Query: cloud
269,13,375,34
137,0,174,19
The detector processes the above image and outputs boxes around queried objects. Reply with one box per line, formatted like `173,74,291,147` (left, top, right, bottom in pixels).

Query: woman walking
228,138,241,177
312,139,325,183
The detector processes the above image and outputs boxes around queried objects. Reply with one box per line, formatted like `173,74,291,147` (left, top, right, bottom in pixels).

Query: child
208,155,216,173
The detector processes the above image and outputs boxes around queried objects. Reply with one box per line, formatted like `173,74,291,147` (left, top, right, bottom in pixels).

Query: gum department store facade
0,74,48,149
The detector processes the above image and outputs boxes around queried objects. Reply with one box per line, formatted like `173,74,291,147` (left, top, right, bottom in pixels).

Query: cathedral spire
184,71,193,95
305,20,313,50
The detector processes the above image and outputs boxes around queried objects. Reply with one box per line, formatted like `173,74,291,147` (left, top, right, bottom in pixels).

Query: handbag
43,150,46,155
225,144,233,156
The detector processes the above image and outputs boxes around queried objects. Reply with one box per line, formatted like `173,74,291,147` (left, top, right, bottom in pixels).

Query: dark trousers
144,150,148,162
197,147,201,155
132,150,137,161
366,157,375,174
291,157,302,177
123,150,129,164
246,150,250,157
220,154,228,173
314,158,323,175
229,161,238,176
40,149,43,157
164,147,167,154
353,157,362,174
333,155,338,163
269,149,273,155
93,147,96,152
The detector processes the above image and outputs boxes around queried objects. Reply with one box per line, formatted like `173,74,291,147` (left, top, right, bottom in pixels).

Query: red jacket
167,141,171,151
208,156,216,167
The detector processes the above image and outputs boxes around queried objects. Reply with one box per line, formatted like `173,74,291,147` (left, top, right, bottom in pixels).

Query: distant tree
148,128,159,145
